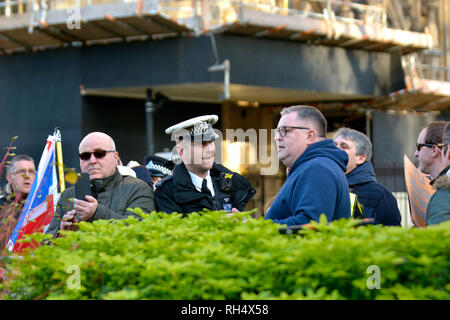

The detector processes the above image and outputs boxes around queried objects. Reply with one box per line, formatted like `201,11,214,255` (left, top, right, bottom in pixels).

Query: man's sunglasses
79,150,115,161
416,143,445,152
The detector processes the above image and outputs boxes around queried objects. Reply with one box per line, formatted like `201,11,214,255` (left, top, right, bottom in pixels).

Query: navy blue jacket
265,139,350,226
155,162,256,214
347,161,401,226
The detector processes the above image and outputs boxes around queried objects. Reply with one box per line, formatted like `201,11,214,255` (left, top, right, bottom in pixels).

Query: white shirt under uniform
188,171,216,197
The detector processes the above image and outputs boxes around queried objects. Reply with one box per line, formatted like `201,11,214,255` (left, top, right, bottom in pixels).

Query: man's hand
226,208,239,217
74,195,98,221
60,210,79,231
226,208,247,223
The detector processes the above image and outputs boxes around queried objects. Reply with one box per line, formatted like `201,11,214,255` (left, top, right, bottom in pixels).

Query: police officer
144,155,174,188
154,115,256,215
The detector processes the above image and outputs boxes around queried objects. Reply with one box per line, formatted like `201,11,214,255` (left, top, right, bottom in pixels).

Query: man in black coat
334,128,401,226
155,115,255,215
144,155,174,190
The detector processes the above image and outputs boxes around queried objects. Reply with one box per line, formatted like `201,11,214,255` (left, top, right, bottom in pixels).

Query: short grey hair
280,105,327,138
334,127,372,161
7,154,35,174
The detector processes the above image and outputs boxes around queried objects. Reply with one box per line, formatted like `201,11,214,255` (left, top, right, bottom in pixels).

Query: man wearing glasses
426,121,450,226
414,121,447,179
1,154,36,209
0,155,36,249
46,132,155,237
264,105,350,226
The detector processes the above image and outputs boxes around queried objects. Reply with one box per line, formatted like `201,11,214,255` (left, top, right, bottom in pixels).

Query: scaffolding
0,0,432,54
0,0,448,110
367,0,450,111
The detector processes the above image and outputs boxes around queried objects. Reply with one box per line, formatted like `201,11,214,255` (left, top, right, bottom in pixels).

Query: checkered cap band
146,161,172,176
172,121,214,141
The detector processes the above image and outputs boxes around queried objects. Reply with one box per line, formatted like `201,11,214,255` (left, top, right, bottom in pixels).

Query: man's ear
432,145,442,158
6,173,12,185
306,129,317,145
114,152,120,164
176,143,184,159
355,154,367,166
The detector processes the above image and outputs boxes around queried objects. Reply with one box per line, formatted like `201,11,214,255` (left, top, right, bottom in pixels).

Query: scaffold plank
0,1,432,56
230,7,431,54
0,0,190,50
0,36,25,50
1,28,61,48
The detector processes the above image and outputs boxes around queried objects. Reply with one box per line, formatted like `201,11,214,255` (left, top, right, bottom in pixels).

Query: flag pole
54,127,65,193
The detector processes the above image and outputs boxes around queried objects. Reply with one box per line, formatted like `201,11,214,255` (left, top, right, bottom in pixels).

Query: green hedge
1,210,449,300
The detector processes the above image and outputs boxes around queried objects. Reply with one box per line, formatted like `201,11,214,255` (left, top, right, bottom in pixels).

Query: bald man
46,132,155,237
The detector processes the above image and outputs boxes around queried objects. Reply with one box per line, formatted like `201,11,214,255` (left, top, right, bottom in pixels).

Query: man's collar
187,170,215,196
430,165,450,186
170,162,210,203
172,162,193,186
90,169,120,192
187,170,210,189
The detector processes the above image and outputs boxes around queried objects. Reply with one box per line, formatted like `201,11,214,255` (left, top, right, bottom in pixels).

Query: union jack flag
7,134,59,252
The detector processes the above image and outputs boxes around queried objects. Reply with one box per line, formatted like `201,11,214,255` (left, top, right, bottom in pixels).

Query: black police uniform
154,162,256,215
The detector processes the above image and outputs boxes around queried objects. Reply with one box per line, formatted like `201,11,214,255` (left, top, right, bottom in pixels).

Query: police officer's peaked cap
144,155,174,178
165,115,219,142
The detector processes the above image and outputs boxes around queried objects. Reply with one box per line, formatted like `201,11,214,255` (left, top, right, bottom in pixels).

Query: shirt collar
187,170,215,196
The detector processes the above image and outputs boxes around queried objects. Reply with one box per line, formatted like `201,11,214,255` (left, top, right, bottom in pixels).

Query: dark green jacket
426,166,450,226
46,169,155,236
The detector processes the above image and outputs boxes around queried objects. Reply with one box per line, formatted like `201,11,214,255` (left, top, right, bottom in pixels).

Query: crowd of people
1,105,449,241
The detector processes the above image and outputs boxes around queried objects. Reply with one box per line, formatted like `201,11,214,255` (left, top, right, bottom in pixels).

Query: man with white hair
0,155,36,249
334,127,401,226
46,132,155,236
1,154,36,206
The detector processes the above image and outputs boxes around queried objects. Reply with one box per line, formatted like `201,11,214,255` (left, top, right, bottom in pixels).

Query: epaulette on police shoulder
156,175,173,188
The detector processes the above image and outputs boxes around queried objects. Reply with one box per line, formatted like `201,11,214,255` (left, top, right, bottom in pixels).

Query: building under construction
0,0,449,222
